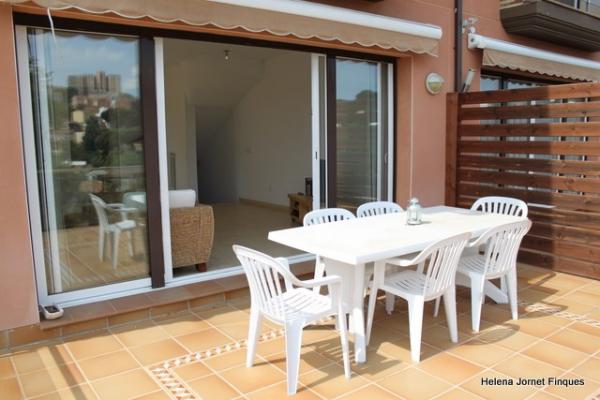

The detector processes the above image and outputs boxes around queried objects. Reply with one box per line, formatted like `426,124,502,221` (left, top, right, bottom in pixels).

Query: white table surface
268,205,527,363
268,206,525,265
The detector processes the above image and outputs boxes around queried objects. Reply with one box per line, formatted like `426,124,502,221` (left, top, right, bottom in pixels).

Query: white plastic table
268,205,526,363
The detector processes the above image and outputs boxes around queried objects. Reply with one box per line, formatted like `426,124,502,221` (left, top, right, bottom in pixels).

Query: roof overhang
5,0,443,56
468,33,600,82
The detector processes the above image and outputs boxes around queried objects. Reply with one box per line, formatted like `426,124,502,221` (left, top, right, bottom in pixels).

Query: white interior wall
164,38,311,206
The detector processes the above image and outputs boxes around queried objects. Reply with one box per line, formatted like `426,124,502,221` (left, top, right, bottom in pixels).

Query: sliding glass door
312,55,394,210
17,27,154,304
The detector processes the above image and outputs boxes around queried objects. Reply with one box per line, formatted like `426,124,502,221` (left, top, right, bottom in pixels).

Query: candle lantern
406,197,422,225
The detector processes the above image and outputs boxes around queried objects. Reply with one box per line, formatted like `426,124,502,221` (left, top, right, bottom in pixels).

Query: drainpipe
454,0,463,92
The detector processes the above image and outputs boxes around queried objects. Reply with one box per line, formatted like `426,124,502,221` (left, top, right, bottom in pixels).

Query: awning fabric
468,33,600,82
5,0,442,56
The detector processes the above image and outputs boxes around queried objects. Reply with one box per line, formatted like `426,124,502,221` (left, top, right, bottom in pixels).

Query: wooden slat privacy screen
446,82,600,280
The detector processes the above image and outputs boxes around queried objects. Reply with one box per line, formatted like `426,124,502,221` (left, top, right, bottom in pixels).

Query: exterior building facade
0,0,599,332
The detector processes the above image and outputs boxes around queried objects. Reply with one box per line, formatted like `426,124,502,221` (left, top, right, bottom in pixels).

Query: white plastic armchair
471,196,528,217
366,232,470,362
303,208,356,293
233,245,350,395
357,201,403,218
455,220,531,332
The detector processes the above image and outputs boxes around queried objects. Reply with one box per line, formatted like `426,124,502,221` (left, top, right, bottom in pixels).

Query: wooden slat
523,235,600,263
459,140,600,156
528,207,600,230
459,122,600,137
529,221,600,246
459,155,600,176
518,250,600,280
460,82,600,105
457,184,600,213
458,169,600,194
445,93,459,206
460,101,600,120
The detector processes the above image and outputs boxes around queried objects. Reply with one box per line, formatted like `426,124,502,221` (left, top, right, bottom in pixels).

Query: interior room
163,38,313,275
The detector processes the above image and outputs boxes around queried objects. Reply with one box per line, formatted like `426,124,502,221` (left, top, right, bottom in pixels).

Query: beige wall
0,4,39,330
1,1,600,330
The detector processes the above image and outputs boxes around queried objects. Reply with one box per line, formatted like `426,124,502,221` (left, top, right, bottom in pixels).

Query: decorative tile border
148,328,286,399
520,300,600,328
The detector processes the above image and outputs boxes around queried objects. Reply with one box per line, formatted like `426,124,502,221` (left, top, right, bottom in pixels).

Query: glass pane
335,58,380,211
26,28,149,294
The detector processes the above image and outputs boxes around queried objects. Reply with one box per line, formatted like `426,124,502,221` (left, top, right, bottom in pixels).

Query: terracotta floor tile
129,338,187,365
246,381,319,399
509,318,560,338
65,331,123,360
175,328,232,352
475,327,539,352
299,364,369,399
372,337,439,364
111,321,169,348
202,348,248,372
561,290,600,307
30,384,98,400
522,340,588,370
187,374,240,400
256,337,286,357
264,349,336,377
219,361,286,394
378,367,452,400
20,363,85,398
172,361,212,381
131,390,172,400
461,370,536,400
526,392,563,400
432,387,484,400
0,377,22,400
349,350,409,381
546,328,600,354
544,373,600,400
91,369,159,400
568,321,600,338
495,354,564,382
194,306,248,326
11,342,73,374
77,350,139,380
0,356,15,379
420,323,470,351
337,384,402,399
572,357,600,382
417,352,483,384
152,314,210,337
448,340,513,367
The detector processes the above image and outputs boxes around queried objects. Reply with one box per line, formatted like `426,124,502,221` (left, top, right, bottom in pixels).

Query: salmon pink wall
0,4,39,330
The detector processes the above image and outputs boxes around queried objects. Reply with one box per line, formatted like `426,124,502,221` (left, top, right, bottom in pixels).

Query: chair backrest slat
303,208,355,226
357,201,403,218
418,233,470,298
480,220,532,277
233,245,292,320
472,196,528,218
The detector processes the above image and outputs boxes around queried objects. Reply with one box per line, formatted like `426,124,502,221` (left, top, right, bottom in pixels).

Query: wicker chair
170,204,214,272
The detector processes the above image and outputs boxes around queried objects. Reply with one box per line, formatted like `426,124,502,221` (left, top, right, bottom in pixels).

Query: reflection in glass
26,28,149,294
335,58,380,210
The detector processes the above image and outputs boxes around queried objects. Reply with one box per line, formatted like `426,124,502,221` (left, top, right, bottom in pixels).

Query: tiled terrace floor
1,264,599,400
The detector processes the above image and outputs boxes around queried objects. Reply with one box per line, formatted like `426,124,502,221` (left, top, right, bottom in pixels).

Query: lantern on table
406,198,422,225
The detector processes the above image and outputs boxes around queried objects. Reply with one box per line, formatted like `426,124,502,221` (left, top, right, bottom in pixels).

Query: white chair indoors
453,220,531,332
233,245,350,396
89,194,137,269
356,201,403,218
303,208,356,293
366,232,470,362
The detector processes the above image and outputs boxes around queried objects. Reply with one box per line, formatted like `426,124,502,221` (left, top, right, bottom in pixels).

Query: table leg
321,258,368,364
352,263,367,363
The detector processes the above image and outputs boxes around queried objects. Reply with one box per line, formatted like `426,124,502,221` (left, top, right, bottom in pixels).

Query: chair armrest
275,257,291,272
385,257,416,267
292,275,341,289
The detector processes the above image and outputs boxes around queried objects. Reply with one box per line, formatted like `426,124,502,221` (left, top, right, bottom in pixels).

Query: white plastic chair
303,208,356,293
357,201,403,218
233,245,350,395
455,220,532,332
89,194,137,269
366,232,470,362
471,196,528,218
